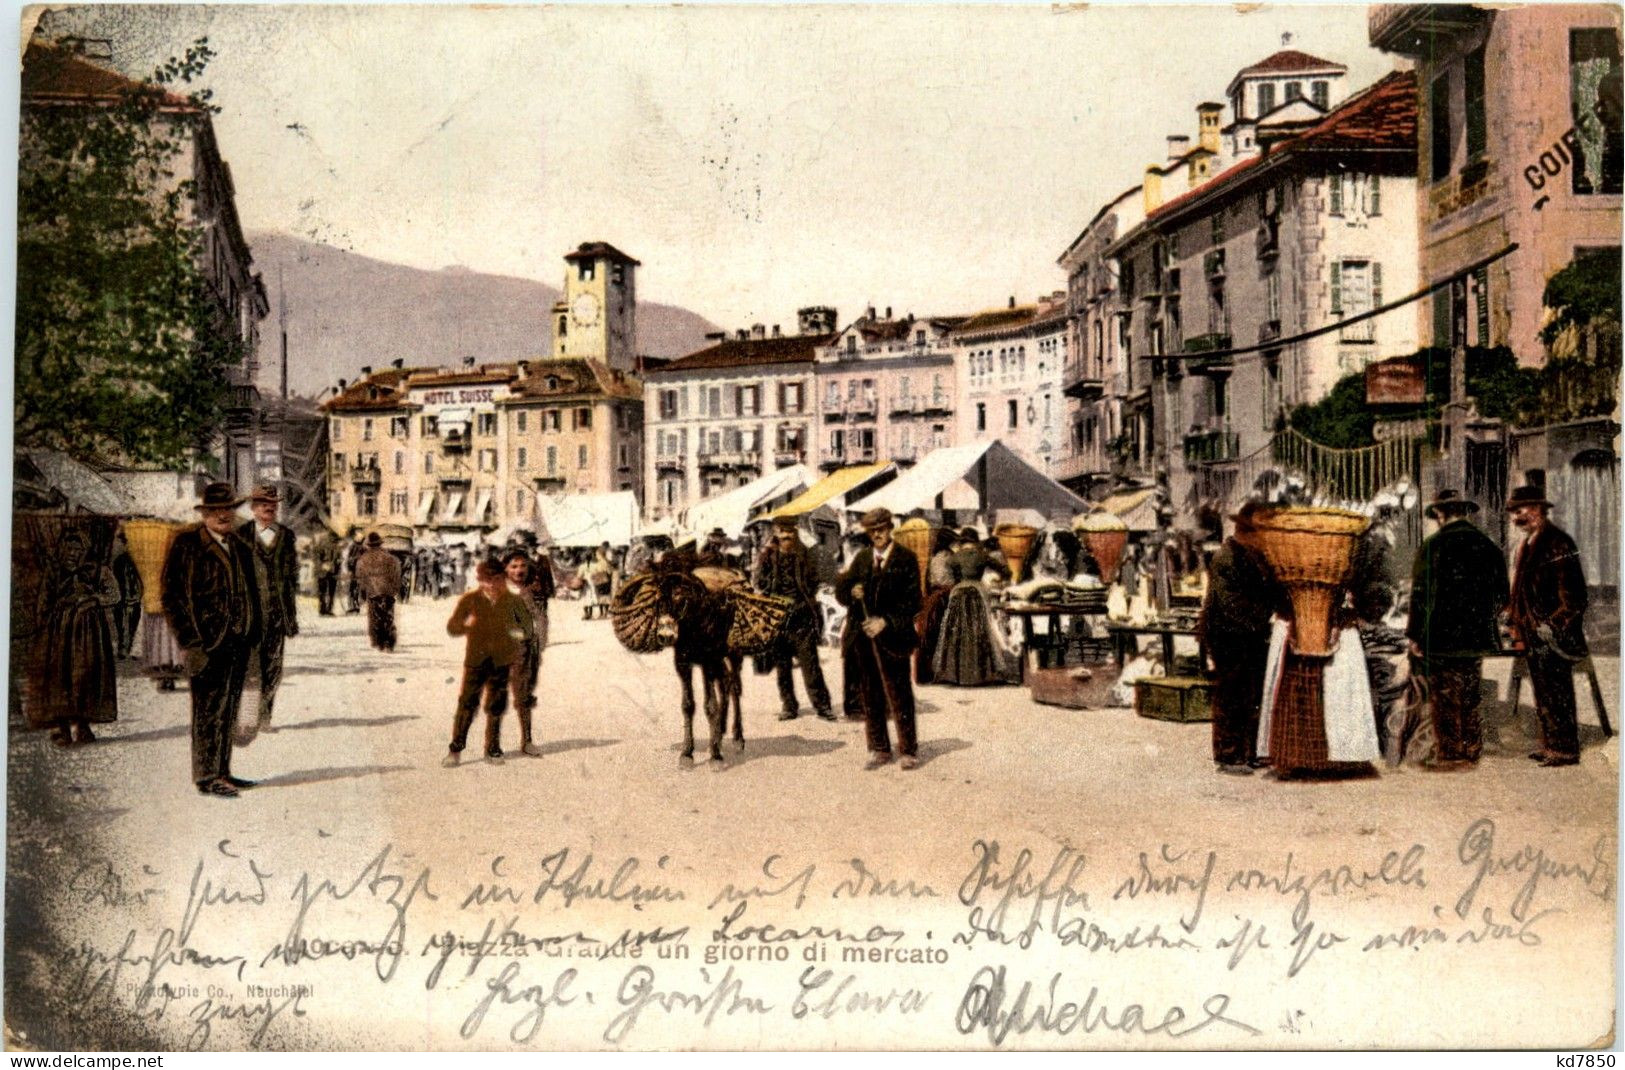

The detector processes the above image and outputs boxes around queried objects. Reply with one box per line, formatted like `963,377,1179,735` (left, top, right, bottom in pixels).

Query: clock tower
551,241,639,372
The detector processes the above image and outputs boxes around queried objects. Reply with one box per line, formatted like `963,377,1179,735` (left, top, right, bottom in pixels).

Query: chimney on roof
360,365,372,377
751,323,766,340
1197,102,1224,154
735,329,749,341
705,331,726,342
463,356,476,368
885,306,892,320
1008,296,1016,310
866,306,876,320
771,324,782,338
391,358,404,370
518,360,530,376
1167,134,1190,162
1144,164,1164,214
338,378,348,391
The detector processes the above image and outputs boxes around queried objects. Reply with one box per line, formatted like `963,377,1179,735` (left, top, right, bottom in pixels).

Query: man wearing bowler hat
835,507,924,769
1406,489,1509,769
357,531,404,652
236,484,299,744
161,482,262,798
1505,485,1589,766
754,516,834,722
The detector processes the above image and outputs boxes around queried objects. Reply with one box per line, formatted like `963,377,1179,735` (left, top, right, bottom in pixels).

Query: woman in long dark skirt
931,528,1017,686
33,530,120,745
914,528,958,685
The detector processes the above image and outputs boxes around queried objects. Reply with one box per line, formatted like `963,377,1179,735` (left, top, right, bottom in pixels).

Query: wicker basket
610,573,667,654
995,523,1039,583
893,518,936,597
125,518,187,615
1244,506,1370,657
726,588,794,656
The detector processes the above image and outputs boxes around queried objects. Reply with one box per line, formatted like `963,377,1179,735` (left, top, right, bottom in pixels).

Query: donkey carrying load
611,556,793,763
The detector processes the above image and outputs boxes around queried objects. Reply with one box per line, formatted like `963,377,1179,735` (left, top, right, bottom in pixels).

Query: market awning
848,441,1086,519
683,464,812,538
437,407,473,427
15,450,133,515
773,463,895,518
1097,487,1159,531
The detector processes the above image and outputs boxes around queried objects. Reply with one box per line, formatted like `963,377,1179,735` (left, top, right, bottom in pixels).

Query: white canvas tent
537,491,640,548
681,464,813,540
848,441,1086,519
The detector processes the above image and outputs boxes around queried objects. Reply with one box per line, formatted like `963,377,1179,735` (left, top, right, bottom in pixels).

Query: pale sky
27,4,1398,331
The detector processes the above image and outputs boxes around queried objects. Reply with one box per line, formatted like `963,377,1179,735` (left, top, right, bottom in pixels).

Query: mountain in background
245,232,720,398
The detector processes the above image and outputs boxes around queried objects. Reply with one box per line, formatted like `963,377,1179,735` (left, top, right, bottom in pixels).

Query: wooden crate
1133,675,1213,723
1028,663,1122,710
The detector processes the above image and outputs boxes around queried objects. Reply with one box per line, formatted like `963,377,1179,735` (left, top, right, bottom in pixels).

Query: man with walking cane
836,507,923,770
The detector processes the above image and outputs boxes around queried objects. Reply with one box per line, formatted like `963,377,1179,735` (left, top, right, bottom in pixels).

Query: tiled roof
954,306,1039,336
652,333,834,373
1145,70,1416,227
859,319,913,343
22,41,193,108
563,241,641,266
322,359,642,411
1235,49,1347,79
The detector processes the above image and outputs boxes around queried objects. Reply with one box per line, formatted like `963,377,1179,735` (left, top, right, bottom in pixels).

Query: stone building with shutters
642,313,834,522
951,296,1068,478
1103,64,1420,524
322,357,643,543
812,307,962,474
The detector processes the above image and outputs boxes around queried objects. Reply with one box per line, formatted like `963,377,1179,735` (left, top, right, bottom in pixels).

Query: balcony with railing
822,397,845,421
697,449,762,472
921,392,952,415
847,396,878,420
1183,333,1233,375
1338,317,1376,344
1062,357,1105,399
891,444,919,464
773,447,806,468
819,446,846,470
350,463,381,487
889,395,918,416
654,454,685,474
1051,451,1110,484
1183,429,1240,466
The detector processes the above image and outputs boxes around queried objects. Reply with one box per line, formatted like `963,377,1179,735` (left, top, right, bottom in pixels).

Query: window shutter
1329,173,1343,215
1330,262,1343,314
777,382,786,413
1369,173,1381,216
1372,262,1383,310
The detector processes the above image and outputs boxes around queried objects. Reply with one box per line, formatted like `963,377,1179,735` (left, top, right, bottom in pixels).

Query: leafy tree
16,38,242,468
1287,372,1376,448
1540,248,1622,345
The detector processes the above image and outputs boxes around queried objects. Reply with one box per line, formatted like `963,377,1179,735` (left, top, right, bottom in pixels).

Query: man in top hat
1198,501,1285,775
236,484,300,744
1405,489,1510,769
755,516,834,722
161,482,262,798
1505,485,1589,767
835,507,924,769
356,532,403,652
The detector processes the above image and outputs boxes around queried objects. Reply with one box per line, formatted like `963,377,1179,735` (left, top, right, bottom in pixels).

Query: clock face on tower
571,292,601,327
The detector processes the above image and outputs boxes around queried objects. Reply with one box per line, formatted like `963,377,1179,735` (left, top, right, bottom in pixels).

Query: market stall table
1104,619,1200,672
1001,603,1112,681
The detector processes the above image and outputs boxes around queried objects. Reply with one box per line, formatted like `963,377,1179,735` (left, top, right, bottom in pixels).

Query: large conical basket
1243,506,1370,657
1073,511,1129,584
994,523,1039,583
125,518,187,615
893,517,936,596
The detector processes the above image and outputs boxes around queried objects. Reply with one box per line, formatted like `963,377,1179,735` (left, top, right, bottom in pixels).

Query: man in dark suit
161,482,262,798
1506,485,1590,767
312,528,342,615
836,507,923,769
237,484,299,744
756,516,834,722
1406,489,1510,769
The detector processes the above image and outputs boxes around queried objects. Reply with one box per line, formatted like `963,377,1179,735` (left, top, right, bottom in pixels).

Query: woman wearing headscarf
33,529,121,745
931,527,1017,686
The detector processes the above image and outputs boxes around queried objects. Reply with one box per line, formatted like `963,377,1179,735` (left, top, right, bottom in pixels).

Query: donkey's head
648,566,707,647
